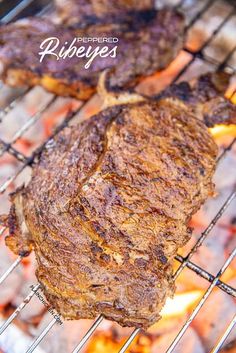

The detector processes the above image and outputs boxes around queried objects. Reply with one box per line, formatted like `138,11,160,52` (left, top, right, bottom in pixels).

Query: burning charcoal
226,276,236,298
0,319,45,353
12,258,45,323
0,87,50,144
98,320,133,338
17,294,45,324
193,290,236,350
214,153,236,190
151,327,205,353
181,0,214,25
199,189,236,231
41,97,81,137
136,51,192,97
12,254,48,323
186,1,234,52
71,94,102,125
86,331,128,353
204,15,236,66
178,225,229,291
13,166,32,191
176,58,214,85
191,233,226,276
149,313,188,336
0,85,25,111
225,232,236,271
0,194,11,216
0,161,18,196
35,314,94,353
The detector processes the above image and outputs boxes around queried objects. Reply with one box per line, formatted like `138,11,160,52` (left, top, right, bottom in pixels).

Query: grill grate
0,0,236,352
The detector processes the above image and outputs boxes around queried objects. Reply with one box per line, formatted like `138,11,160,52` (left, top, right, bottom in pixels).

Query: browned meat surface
6,72,236,328
0,9,184,99
157,72,236,127
55,0,155,26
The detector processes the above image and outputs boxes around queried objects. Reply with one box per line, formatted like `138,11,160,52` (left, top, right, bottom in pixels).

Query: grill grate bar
0,0,37,24
9,96,57,144
0,88,30,121
118,328,140,353
0,162,31,194
175,0,186,9
118,248,236,353
0,283,41,336
0,93,234,352
26,317,58,353
0,106,84,195
1,239,234,297
173,7,236,83
71,315,104,353
217,138,236,163
175,254,236,297
184,0,215,31
210,313,236,353
36,2,53,16
0,139,27,163
218,45,236,71
0,255,22,285
0,226,6,236
0,94,57,160
182,47,236,73
173,188,236,280
166,247,236,353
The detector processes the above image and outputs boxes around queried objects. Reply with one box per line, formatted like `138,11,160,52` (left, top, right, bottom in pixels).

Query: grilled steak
0,9,184,99
6,72,235,328
55,0,155,26
156,71,236,127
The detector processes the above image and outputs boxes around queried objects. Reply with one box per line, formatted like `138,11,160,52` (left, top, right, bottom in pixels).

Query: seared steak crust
55,0,155,26
0,9,185,99
6,96,218,328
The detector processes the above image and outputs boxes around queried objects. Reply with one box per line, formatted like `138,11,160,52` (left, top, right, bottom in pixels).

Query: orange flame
161,290,203,318
86,291,203,353
210,124,236,138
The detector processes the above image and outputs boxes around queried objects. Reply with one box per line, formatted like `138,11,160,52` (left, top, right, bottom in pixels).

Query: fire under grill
0,0,236,352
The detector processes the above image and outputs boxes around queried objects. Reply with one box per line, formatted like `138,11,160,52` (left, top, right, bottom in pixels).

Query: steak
0,9,185,99
55,0,155,26
6,72,236,328
156,71,236,127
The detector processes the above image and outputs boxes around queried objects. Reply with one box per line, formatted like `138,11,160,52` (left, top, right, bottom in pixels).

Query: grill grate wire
0,0,235,352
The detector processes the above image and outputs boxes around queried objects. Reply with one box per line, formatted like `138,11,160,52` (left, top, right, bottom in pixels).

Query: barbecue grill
0,0,235,352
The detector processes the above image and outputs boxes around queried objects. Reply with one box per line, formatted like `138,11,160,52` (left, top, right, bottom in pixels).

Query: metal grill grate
0,0,236,352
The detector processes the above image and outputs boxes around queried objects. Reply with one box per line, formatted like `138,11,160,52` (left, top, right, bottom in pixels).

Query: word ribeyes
39,37,118,69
